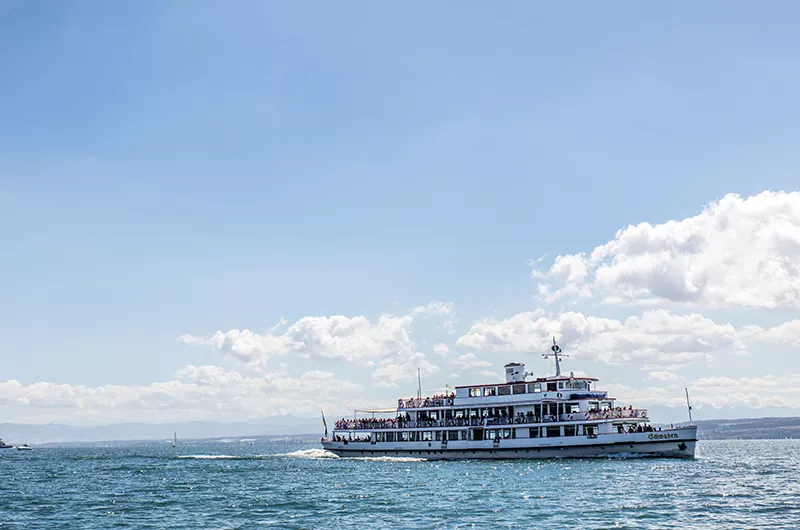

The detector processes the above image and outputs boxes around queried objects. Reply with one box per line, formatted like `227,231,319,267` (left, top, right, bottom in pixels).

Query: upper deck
398,368,607,410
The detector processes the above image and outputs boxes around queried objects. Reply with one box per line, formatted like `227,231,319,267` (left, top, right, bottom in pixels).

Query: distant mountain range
688,416,800,440
2,416,799,445
0,416,321,445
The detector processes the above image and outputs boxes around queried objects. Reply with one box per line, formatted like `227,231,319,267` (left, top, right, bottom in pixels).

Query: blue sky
1,1,799,425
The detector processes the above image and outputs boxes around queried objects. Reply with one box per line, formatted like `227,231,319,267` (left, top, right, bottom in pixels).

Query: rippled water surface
1,440,798,529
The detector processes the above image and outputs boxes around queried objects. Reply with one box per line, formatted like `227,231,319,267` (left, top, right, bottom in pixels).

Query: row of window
419,403,583,421
375,431,464,442
370,425,599,443
467,380,590,398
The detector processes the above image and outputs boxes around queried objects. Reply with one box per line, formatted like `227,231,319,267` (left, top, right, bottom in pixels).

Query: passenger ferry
321,340,697,460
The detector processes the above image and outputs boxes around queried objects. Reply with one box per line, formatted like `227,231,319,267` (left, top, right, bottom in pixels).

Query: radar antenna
542,337,568,377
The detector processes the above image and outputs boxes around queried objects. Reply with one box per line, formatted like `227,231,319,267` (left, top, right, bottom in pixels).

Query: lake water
1,440,798,529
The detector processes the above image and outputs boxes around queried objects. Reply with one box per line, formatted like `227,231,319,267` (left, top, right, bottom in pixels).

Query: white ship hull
322,427,697,460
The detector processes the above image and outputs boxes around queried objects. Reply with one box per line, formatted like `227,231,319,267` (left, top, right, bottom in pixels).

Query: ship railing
334,409,647,431
333,414,595,431
398,396,455,408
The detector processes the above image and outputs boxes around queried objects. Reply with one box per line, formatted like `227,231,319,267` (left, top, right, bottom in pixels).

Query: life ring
557,392,563,399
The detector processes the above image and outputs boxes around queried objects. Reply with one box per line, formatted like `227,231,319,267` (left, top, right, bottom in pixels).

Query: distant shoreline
4,416,799,446
32,434,323,448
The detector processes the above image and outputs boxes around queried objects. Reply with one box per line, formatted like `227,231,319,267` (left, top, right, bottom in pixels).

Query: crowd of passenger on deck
330,434,370,443
623,423,662,433
334,405,649,432
335,410,566,430
585,405,647,420
335,414,411,431
398,393,456,408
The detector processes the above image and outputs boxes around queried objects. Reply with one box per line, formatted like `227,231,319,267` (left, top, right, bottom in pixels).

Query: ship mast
542,337,568,377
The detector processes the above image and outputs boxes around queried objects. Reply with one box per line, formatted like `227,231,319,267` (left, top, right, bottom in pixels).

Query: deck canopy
355,408,397,414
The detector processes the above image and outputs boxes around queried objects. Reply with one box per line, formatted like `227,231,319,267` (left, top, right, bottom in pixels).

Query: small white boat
0,439,14,449
16,444,32,451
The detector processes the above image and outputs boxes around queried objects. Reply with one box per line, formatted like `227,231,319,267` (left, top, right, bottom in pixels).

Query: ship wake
279,449,340,459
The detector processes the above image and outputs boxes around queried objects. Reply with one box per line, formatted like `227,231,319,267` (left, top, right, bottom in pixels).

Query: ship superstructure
321,340,697,460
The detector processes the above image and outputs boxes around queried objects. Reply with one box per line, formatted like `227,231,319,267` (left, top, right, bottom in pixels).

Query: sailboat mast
685,388,693,424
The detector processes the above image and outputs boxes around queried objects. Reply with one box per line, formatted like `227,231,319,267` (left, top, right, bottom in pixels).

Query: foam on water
279,448,340,459
278,449,424,462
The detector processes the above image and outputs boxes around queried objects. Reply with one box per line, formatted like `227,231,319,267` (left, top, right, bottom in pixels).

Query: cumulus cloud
372,352,440,389
753,320,800,347
457,309,797,368
609,373,800,410
178,330,293,367
453,353,494,370
180,302,453,374
532,191,800,309
647,370,680,382
411,301,454,316
433,343,450,356
0,366,363,423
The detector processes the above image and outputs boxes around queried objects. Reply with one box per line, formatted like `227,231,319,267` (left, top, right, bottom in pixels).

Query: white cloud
411,301,458,335
532,191,800,309
453,353,494,370
457,310,618,354
178,329,293,367
754,320,800,348
609,373,800,410
433,343,450,356
0,366,363,423
411,301,454,316
457,309,797,368
180,302,453,371
647,370,680,382
372,352,440,389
